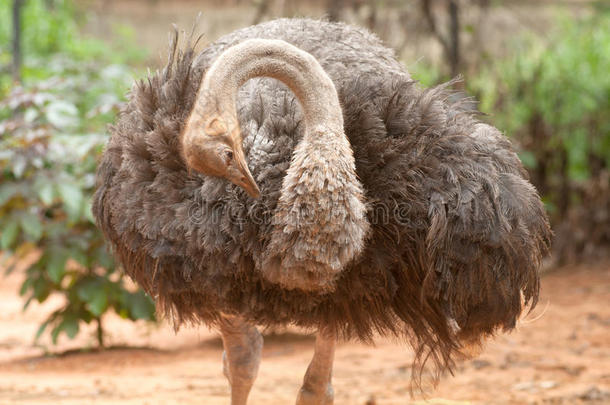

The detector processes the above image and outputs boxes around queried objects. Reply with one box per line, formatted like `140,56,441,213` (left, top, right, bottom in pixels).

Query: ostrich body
93,18,550,404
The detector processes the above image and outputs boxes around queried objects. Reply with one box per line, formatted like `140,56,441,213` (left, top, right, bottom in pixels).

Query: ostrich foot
296,330,336,405
219,315,263,405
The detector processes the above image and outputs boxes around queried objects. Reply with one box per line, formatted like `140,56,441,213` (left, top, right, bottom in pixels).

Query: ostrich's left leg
296,330,336,405
219,315,263,405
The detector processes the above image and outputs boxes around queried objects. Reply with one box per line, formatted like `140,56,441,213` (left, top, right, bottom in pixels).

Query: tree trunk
327,0,344,22
12,0,24,83
558,145,570,217
252,0,271,25
421,0,461,77
447,0,460,77
96,317,105,348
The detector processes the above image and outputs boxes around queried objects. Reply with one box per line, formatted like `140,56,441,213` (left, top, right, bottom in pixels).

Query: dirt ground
0,262,608,405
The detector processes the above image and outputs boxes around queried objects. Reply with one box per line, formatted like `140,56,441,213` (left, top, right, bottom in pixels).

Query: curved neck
199,39,344,135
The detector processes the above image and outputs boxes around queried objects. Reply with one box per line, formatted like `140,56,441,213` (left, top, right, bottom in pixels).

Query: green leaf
95,246,113,269
1,219,19,250
19,277,33,297
62,316,80,339
19,212,43,241
51,325,61,345
69,247,89,268
37,181,55,206
517,150,537,169
33,277,51,303
87,290,108,317
0,184,20,206
51,315,80,344
12,155,27,178
47,249,68,284
56,183,84,220
76,278,100,302
45,100,79,130
128,291,155,321
84,197,95,223
3,262,17,276
23,296,34,311
35,320,50,341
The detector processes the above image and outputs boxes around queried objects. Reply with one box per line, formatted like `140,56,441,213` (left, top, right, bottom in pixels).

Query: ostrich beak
232,145,261,199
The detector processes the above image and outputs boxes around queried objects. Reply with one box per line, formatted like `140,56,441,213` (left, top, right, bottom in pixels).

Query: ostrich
93,18,550,404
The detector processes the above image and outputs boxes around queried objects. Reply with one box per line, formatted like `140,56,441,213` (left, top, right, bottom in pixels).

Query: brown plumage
92,18,551,386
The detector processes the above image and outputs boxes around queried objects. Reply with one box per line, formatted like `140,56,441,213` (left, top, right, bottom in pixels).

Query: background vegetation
0,0,608,348
470,11,609,262
0,0,155,348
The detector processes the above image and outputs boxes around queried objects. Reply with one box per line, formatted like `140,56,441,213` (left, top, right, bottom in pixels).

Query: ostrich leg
219,315,263,405
296,330,336,405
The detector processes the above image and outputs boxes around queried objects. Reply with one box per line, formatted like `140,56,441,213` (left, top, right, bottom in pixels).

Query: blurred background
0,1,608,404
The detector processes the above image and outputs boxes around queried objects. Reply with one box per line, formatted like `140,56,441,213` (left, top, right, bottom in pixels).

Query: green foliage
470,12,610,220
410,60,446,88
0,0,154,347
0,0,79,57
0,0,146,96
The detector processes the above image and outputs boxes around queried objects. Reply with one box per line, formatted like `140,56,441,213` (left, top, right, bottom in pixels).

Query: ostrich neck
194,40,369,292
198,39,344,136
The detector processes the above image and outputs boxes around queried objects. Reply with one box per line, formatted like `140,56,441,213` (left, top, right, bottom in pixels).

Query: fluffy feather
93,18,551,384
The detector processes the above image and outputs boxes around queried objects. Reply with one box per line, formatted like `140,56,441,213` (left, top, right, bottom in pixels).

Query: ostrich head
181,38,345,200
182,107,260,198
181,80,260,198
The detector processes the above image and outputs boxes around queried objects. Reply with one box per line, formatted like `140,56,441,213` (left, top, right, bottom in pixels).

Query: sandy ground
0,262,608,405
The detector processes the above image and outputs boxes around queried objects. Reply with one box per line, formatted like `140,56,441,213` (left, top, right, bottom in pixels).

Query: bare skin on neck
182,38,368,292
181,38,347,198
199,38,344,133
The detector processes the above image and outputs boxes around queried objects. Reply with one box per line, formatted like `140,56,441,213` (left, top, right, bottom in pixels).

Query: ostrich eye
224,150,233,163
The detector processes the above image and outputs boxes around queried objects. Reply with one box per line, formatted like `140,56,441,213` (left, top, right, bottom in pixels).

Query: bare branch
252,0,272,25
11,0,24,83
421,0,451,57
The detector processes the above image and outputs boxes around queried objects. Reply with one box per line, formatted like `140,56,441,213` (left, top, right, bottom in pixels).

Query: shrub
471,11,610,260
0,0,155,347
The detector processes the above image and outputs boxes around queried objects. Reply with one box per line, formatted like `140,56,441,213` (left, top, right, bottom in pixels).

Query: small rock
396,364,409,373
587,312,600,321
572,343,590,354
539,380,557,389
505,352,520,365
563,365,585,376
471,359,492,370
579,386,610,401
513,381,536,392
